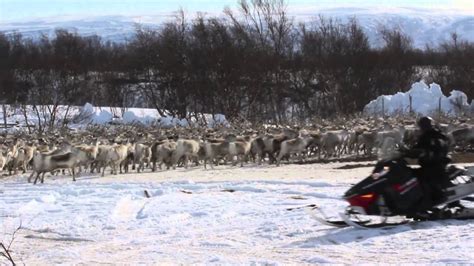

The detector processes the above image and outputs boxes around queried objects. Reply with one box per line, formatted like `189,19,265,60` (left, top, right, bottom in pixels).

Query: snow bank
0,103,229,129
77,103,230,127
364,81,472,116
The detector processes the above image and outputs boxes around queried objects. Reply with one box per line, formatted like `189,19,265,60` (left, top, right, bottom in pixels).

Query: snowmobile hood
344,159,412,199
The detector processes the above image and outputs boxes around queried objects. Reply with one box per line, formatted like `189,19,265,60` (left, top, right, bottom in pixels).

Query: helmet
417,116,433,132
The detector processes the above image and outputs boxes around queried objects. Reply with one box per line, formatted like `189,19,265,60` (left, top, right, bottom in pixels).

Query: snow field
1,163,474,264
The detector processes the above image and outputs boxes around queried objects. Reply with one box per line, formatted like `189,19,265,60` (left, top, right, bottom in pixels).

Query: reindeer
104,143,133,176
449,126,474,149
200,140,227,169
356,131,377,156
152,140,177,171
0,149,8,174
134,143,152,173
228,136,253,167
74,139,100,173
172,139,200,169
320,130,349,158
28,147,91,184
251,130,298,165
276,134,313,166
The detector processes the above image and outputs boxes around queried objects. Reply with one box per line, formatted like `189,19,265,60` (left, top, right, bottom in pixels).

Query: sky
1,0,473,22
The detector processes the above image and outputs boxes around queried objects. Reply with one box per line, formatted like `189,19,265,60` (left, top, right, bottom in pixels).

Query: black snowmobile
308,157,474,229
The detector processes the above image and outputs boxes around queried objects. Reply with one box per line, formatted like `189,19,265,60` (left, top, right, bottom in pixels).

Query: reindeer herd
0,117,473,184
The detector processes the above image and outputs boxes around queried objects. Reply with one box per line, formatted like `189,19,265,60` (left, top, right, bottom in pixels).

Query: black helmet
417,116,433,131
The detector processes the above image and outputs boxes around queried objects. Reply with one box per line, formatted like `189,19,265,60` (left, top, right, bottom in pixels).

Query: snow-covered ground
1,162,474,264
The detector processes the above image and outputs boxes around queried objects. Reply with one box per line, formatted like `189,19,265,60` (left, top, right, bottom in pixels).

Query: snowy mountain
1,7,473,48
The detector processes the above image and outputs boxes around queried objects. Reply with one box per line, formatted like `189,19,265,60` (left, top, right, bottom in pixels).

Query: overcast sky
1,0,473,22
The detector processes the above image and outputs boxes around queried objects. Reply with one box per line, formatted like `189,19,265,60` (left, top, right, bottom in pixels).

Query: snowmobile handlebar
397,145,421,159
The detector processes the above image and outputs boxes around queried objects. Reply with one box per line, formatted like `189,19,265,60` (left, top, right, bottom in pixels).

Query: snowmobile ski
306,206,474,229
461,196,474,202
304,208,350,228
340,213,409,229
439,182,474,207
440,207,474,220
304,207,371,228
286,204,318,211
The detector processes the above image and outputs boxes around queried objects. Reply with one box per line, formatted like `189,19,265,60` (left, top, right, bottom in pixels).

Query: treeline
0,0,473,124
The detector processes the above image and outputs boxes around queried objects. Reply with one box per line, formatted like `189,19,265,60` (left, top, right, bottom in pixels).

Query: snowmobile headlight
360,193,375,199
371,166,389,179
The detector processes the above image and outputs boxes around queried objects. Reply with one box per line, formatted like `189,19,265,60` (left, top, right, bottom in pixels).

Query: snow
364,81,472,116
1,163,473,264
5,81,465,131
78,104,229,127
1,7,473,48
0,103,229,129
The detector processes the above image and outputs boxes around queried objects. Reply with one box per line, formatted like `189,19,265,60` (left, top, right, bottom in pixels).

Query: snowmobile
308,157,474,229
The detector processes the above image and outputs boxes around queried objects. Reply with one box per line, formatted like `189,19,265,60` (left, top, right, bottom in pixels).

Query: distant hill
1,7,473,48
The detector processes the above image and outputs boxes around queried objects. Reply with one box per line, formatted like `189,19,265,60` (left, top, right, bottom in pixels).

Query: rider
404,116,452,211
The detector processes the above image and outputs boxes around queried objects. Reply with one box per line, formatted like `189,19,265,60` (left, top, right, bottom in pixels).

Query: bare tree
1,220,22,265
